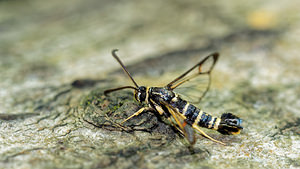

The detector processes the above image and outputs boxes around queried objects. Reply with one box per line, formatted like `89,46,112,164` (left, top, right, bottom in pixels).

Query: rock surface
0,0,299,168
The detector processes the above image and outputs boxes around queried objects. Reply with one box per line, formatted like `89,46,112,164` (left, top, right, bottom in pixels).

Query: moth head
134,86,147,103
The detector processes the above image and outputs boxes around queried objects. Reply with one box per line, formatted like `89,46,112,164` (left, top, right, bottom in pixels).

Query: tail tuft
217,113,243,135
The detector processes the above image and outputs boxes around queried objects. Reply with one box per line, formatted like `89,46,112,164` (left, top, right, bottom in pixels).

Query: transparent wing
166,53,219,103
175,72,211,103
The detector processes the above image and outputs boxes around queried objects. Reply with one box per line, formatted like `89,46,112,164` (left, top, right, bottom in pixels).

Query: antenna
111,49,139,88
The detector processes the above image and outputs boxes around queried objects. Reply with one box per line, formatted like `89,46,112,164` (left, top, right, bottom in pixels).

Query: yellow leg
166,117,184,135
121,107,153,124
192,124,226,145
166,107,196,145
165,106,185,133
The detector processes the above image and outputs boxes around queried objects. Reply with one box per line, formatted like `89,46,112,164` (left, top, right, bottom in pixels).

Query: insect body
104,49,243,145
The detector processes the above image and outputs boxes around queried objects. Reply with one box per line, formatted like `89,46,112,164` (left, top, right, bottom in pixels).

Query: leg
121,107,154,124
166,106,196,145
192,124,226,145
166,117,185,135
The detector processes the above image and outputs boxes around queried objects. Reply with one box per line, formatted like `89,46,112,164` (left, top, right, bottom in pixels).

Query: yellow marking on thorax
171,96,178,102
152,91,163,97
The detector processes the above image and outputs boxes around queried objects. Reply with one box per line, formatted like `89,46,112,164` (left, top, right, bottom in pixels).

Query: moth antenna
112,49,139,88
104,86,137,96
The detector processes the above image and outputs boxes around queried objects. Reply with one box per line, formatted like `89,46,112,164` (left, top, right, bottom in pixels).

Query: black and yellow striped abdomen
149,87,242,135
169,96,221,130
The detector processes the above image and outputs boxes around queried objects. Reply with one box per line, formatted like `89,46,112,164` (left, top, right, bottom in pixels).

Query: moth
104,49,243,145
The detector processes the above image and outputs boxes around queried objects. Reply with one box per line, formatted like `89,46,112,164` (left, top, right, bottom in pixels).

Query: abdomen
169,95,243,135
169,96,220,130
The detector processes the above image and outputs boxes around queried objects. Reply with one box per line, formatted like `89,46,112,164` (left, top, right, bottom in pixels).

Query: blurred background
0,0,299,168
1,0,299,85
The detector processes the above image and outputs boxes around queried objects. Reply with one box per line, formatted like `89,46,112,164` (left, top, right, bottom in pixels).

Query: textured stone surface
0,0,299,169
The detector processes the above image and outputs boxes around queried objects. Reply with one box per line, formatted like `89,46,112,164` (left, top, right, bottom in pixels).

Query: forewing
167,53,218,103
